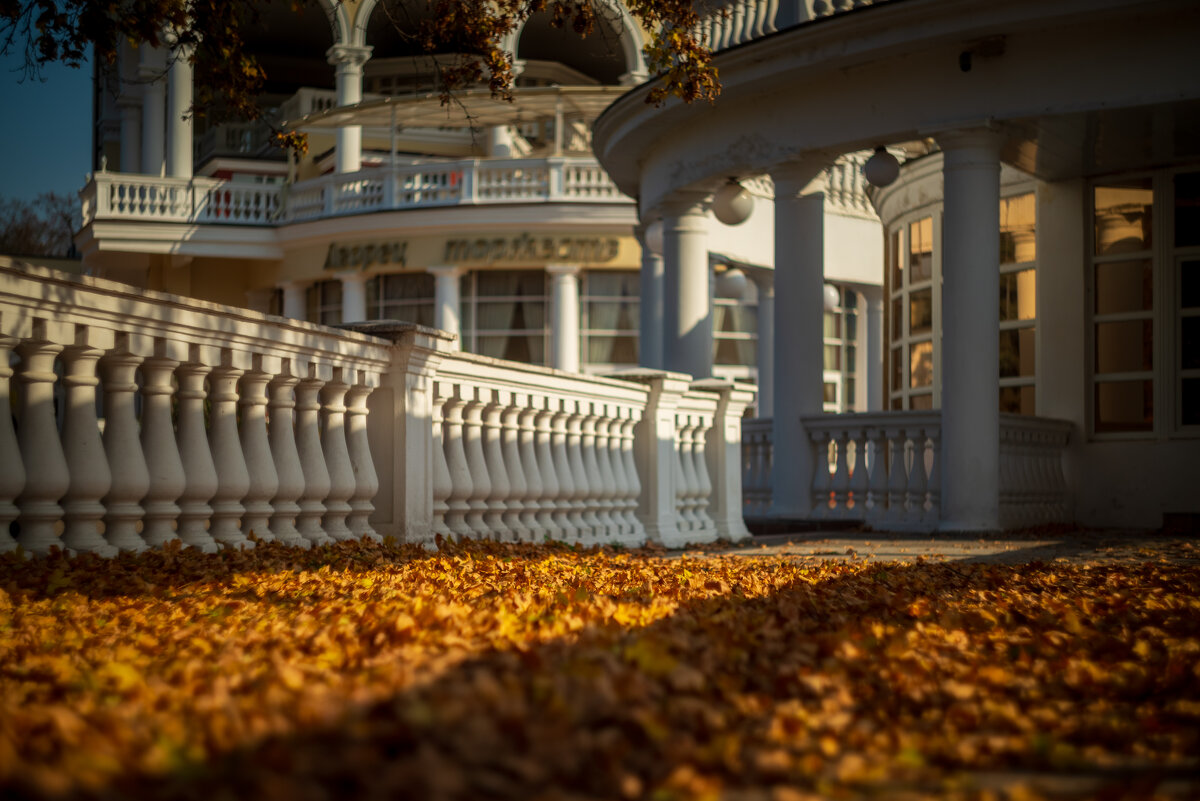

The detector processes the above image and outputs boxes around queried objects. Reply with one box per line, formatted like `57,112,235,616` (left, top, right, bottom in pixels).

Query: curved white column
431,383,455,541
341,273,369,324
636,225,665,369
753,272,775,417
429,265,463,342
60,342,117,557
319,369,357,541
442,389,475,540
0,336,24,554
345,376,381,542
938,129,1004,531
547,264,581,372
771,161,829,519
461,393,492,537
139,47,166,176
482,393,514,541
207,362,253,549
661,191,713,379
326,44,372,174
862,286,885,411
175,360,220,552
281,282,308,321
267,370,310,548
295,373,334,545
166,41,193,178
15,338,69,554
139,351,185,548
238,361,279,544
99,346,149,553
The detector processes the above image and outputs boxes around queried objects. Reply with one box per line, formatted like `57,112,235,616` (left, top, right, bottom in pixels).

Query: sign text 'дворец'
324,235,621,271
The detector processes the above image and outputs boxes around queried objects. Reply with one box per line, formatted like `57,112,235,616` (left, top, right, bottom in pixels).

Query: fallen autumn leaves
0,539,1197,800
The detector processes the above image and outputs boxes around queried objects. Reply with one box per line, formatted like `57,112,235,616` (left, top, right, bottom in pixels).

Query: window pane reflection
910,289,933,334
1000,193,1036,264
1000,327,1036,378
909,341,933,388
1175,172,1200,248
908,218,933,282
1094,181,1153,256
1000,385,1036,415
1000,269,1037,321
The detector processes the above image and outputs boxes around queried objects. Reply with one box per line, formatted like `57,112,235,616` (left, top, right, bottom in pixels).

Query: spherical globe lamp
712,179,754,226
823,283,841,312
644,220,664,256
863,146,900,188
715,268,748,300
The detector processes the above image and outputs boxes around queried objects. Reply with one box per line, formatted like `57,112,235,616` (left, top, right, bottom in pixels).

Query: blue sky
0,49,93,202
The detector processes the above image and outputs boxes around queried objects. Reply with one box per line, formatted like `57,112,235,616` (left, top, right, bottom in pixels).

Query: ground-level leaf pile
1,540,1197,800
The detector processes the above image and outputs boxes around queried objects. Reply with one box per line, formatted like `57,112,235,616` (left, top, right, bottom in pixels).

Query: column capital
427,264,464,279
326,43,373,68
657,189,711,219
771,157,835,199
934,125,1006,159
545,263,582,277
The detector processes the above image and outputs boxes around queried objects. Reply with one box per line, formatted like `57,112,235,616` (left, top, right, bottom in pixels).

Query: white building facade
594,0,1200,530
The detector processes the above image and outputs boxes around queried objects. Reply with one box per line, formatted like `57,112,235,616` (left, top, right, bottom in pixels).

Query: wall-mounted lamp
863,146,900,188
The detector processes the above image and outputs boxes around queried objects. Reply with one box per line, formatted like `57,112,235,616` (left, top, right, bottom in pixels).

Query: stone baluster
674,416,695,532
924,426,942,527
885,427,907,520
295,367,334,546
461,389,493,538
60,331,118,557
603,412,629,538
547,399,577,541
481,390,513,541
319,367,357,541
14,331,69,554
345,372,381,542
531,399,560,539
829,429,851,518
906,428,929,524
98,340,149,553
864,428,887,520
431,382,454,541
565,401,592,543
441,385,475,540
691,414,716,539
175,354,221,552
593,408,619,540
809,429,832,519
238,356,280,544
848,430,870,517
139,344,186,548
620,413,645,540
500,396,530,541
515,403,543,539
267,366,310,548
208,357,253,549
578,403,605,539
0,335,24,553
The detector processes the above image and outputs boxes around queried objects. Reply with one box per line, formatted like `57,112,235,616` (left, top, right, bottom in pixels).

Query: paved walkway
669,528,1200,565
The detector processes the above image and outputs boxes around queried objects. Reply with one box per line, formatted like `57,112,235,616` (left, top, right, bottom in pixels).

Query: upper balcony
697,0,891,53
80,155,631,230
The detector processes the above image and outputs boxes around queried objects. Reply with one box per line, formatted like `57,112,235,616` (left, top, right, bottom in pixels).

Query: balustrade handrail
698,0,896,53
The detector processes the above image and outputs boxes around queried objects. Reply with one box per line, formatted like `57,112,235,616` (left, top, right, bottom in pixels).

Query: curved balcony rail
698,0,894,53
0,263,752,557
80,156,632,228
742,411,1072,531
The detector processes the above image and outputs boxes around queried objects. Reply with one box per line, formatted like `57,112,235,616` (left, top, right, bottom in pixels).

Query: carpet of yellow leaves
1,540,1197,800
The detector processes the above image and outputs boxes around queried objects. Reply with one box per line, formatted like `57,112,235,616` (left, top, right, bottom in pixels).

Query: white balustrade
2,263,768,556
82,172,281,226
741,417,773,517
0,334,25,554
998,414,1072,528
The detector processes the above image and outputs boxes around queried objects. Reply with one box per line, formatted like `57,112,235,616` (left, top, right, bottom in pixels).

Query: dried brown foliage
1,539,1198,800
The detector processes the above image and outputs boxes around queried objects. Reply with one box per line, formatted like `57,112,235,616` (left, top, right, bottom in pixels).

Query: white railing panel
742,417,774,517
999,414,1072,528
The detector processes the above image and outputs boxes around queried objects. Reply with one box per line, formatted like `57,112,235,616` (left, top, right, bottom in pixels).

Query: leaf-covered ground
1,539,1197,800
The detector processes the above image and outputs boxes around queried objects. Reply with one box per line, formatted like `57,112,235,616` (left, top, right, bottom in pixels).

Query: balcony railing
699,0,894,52
81,156,632,228
0,262,752,556
741,411,1073,531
